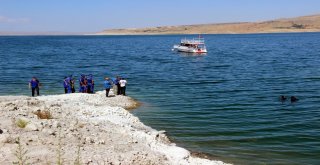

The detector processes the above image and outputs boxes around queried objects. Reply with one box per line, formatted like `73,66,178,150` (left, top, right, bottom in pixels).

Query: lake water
0,33,319,165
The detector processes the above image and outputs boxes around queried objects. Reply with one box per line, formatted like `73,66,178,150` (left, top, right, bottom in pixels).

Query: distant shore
97,14,320,35
0,91,229,165
1,14,319,36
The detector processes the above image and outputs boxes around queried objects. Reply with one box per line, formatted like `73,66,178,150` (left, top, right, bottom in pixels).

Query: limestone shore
0,91,229,165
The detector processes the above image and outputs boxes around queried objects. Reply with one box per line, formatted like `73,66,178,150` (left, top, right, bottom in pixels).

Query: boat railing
181,38,205,44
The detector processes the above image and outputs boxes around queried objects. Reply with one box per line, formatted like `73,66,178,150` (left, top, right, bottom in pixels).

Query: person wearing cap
29,77,40,97
119,77,127,96
104,77,112,97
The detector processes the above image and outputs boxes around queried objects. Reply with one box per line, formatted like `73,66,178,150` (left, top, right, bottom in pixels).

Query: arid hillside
98,14,320,35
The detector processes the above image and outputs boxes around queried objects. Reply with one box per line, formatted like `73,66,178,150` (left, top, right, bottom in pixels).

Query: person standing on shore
119,78,127,96
87,74,94,93
63,77,71,93
104,77,112,97
70,75,75,93
114,76,121,95
29,77,40,97
79,74,87,93
111,77,117,95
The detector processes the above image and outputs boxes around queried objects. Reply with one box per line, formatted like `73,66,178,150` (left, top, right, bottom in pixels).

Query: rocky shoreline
0,91,229,165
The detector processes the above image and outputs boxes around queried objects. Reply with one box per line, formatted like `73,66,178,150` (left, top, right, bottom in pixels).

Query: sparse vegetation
74,144,82,165
100,14,320,35
292,23,305,29
13,137,30,165
16,119,29,128
45,157,51,165
33,110,53,119
56,129,64,165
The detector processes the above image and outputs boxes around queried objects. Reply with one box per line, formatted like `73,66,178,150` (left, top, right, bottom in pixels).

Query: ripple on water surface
0,33,320,165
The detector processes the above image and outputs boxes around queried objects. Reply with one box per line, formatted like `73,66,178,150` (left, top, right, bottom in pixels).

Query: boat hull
173,45,207,53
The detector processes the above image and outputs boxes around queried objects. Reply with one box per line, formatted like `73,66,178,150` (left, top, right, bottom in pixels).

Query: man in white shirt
119,78,127,96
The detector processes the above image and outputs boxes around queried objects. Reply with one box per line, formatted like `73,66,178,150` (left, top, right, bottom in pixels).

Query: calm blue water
0,33,319,165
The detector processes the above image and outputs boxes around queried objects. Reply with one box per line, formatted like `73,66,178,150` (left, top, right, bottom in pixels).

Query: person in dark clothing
29,77,40,97
87,74,94,94
63,76,72,94
280,95,287,102
67,75,76,93
114,76,121,95
79,74,87,93
70,75,75,93
63,77,69,93
291,96,299,103
104,77,112,97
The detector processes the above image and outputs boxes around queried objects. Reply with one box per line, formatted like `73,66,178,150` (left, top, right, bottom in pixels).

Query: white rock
85,137,94,144
98,139,105,145
0,92,230,165
0,134,9,144
27,135,39,142
25,123,38,131
1,129,8,134
42,128,55,136
52,121,61,128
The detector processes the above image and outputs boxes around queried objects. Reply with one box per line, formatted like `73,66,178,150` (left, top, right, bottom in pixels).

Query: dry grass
10,134,84,165
56,129,64,165
12,137,30,165
34,110,53,119
16,119,29,128
99,14,320,35
74,144,82,165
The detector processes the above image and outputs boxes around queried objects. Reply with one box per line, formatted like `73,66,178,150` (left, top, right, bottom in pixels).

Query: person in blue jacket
87,74,94,93
79,74,87,93
63,76,72,94
29,77,40,97
63,77,69,93
104,77,112,97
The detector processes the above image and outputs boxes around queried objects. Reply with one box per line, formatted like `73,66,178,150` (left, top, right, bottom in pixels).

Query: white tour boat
173,36,207,53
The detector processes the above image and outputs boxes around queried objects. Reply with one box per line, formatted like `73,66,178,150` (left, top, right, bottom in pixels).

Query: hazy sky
0,0,319,32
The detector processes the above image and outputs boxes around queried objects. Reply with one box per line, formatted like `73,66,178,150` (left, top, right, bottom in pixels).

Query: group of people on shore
104,76,127,97
29,75,127,97
63,74,94,94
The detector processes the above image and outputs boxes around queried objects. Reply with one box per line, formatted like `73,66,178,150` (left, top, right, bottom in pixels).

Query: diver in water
291,96,299,103
280,95,287,102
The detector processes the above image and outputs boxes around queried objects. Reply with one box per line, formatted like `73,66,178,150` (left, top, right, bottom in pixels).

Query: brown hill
98,14,320,35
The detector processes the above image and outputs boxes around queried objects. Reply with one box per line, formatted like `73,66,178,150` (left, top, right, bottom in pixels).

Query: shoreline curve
0,91,230,165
